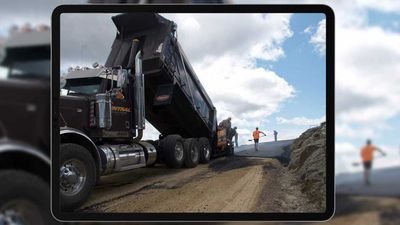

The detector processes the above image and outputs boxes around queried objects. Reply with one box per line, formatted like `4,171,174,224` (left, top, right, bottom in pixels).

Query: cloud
303,26,312,34
335,141,358,154
355,0,400,14
336,26,400,125
165,13,293,63
60,13,116,69
309,19,326,56
194,56,295,120
276,115,325,126
336,123,375,139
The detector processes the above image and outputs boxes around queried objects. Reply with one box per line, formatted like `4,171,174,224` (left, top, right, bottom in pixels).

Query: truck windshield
10,59,50,77
64,77,102,95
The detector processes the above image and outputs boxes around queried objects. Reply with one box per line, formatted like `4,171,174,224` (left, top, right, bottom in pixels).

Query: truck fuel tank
98,141,156,175
99,143,145,175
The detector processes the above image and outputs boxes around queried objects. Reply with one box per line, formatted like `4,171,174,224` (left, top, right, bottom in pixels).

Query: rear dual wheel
183,138,200,168
161,135,210,168
198,137,211,164
161,135,185,168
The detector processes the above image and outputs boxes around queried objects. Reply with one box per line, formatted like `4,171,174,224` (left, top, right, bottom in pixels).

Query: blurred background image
0,0,399,224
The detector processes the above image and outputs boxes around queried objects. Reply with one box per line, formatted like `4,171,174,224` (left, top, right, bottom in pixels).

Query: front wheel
198,137,211,164
60,143,96,211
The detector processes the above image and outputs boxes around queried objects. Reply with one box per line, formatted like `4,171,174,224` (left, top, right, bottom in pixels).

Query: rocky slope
288,122,326,211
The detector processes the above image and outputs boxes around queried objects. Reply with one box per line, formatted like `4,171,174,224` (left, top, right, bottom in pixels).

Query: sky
0,0,400,175
59,12,327,148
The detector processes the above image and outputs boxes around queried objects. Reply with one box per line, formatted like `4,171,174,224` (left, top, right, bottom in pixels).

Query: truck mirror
60,76,67,89
117,69,128,88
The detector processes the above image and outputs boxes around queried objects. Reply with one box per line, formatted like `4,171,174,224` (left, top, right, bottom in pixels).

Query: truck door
102,78,133,138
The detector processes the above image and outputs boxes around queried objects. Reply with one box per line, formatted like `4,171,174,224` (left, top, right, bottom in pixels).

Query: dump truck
59,13,233,211
0,27,56,224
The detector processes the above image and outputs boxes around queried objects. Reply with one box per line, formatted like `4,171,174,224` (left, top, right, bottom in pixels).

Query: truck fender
60,127,101,177
0,139,50,181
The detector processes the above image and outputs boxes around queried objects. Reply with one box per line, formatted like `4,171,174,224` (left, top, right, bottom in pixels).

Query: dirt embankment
288,122,327,212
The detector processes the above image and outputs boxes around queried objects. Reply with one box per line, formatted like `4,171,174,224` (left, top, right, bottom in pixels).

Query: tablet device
51,4,334,221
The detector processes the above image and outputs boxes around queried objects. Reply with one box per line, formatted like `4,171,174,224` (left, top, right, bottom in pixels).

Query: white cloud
276,115,325,126
309,19,326,56
164,13,293,62
195,56,295,120
335,141,358,154
303,26,312,34
142,121,160,141
336,26,400,126
336,123,375,139
355,0,400,14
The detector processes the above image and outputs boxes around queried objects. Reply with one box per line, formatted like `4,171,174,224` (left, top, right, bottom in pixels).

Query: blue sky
258,14,326,138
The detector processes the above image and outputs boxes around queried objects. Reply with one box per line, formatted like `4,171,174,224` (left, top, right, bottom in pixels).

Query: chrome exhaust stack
133,49,145,142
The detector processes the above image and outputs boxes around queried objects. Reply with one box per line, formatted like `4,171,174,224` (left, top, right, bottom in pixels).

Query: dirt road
79,156,312,213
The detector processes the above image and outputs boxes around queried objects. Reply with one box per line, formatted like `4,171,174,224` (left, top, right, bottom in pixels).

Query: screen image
52,5,334,221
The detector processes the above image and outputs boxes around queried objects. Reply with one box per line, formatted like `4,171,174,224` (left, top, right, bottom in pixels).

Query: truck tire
226,143,234,157
60,143,96,211
183,138,200,168
161,135,185,168
198,137,211,164
0,170,57,225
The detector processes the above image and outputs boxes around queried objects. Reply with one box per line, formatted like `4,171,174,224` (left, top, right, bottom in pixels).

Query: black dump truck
59,13,233,211
0,27,56,224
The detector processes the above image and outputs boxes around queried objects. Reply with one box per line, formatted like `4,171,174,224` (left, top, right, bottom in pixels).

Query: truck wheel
226,143,234,157
60,143,96,211
183,138,200,168
161,135,185,168
198,137,211,164
0,170,57,225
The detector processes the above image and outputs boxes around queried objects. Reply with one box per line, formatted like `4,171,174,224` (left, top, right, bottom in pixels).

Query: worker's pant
235,134,238,147
254,139,259,151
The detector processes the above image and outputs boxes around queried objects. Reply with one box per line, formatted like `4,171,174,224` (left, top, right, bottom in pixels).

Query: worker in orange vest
361,139,386,185
252,127,266,151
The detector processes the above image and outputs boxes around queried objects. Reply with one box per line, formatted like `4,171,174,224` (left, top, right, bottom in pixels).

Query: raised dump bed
105,13,217,141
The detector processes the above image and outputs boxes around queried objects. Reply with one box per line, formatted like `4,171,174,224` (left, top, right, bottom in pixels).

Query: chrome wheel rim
203,144,210,160
0,199,43,225
175,142,184,161
60,159,87,196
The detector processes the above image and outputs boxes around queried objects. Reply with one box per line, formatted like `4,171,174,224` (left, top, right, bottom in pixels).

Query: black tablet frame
51,4,335,222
